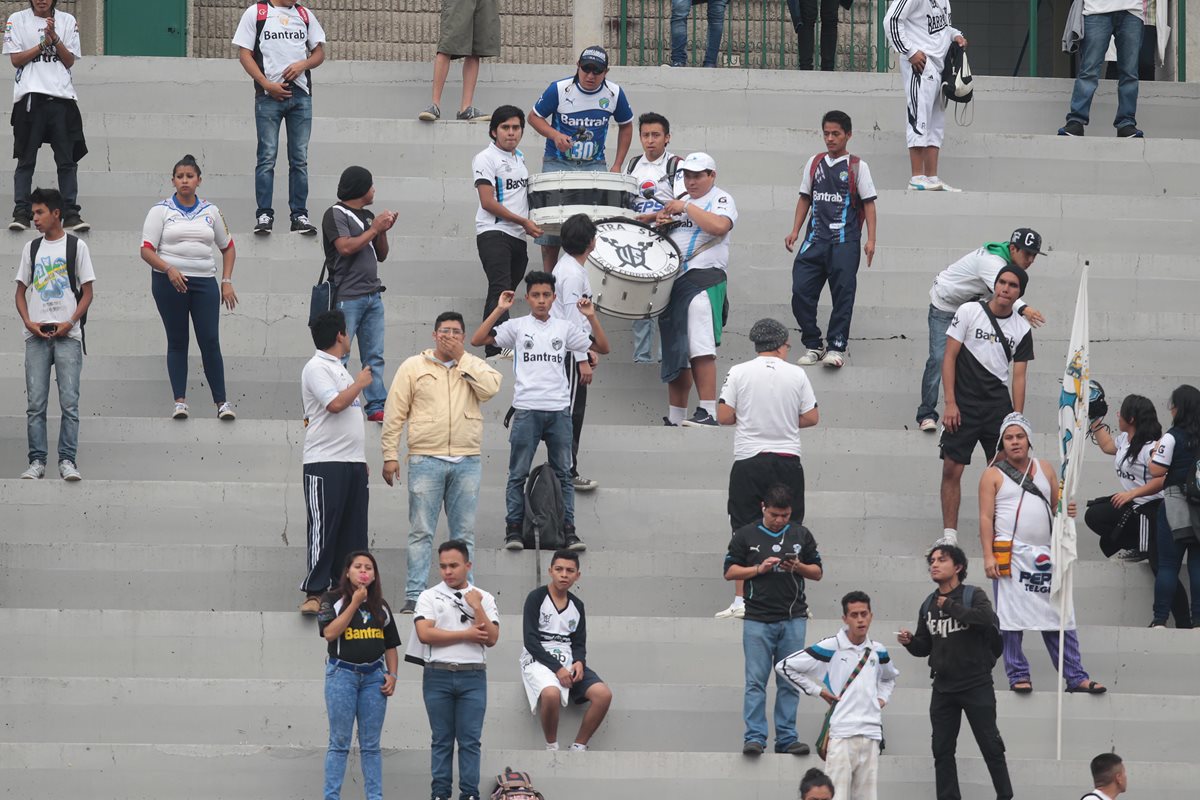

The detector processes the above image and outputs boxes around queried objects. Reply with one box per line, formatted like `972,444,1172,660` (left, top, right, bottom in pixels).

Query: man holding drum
656,152,738,428
528,46,634,272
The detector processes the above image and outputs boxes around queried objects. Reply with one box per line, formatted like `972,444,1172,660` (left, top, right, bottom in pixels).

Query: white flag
1051,266,1090,600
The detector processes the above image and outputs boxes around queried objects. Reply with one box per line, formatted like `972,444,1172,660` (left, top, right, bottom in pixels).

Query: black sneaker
563,524,587,552
1116,124,1144,138
9,213,30,231
63,215,90,232
504,522,524,551
254,213,274,235
1148,619,1167,628
742,741,764,756
291,214,318,235
1057,120,1084,137
776,741,811,756
680,407,718,427
663,416,678,427
399,599,417,614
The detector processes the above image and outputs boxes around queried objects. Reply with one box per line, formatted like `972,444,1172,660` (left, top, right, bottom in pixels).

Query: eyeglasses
579,63,605,75
436,328,465,336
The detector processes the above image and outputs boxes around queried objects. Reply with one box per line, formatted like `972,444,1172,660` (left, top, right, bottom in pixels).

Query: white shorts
900,55,946,149
521,659,569,713
686,291,716,359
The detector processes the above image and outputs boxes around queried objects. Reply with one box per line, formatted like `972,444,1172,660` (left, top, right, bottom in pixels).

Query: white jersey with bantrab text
883,0,961,58
521,590,583,668
946,301,1033,408
472,143,530,238
666,185,738,273
493,314,592,411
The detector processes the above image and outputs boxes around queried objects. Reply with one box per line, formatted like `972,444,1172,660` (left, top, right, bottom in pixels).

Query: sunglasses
579,63,606,75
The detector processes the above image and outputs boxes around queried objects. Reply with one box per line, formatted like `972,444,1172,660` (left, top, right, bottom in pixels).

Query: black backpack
28,234,87,354
251,2,313,95
919,585,1003,660
941,41,973,104
522,463,565,551
1184,451,1200,506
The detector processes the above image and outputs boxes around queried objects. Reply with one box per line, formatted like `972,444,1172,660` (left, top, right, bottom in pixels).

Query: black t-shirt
317,592,402,663
724,520,822,622
320,203,381,300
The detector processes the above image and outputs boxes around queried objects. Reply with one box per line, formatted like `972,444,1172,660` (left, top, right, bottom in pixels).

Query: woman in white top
140,155,238,420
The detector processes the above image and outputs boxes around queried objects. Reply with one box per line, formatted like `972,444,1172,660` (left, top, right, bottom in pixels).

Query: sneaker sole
219,414,236,421
254,229,272,236
567,542,588,552
9,223,29,231
62,474,81,482
573,484,598,492
504,541,525,551
68,223,90,232
1058,128,1083,137
173,412,189,420
20,473,43,480
418,114,438,122
679,420,718,428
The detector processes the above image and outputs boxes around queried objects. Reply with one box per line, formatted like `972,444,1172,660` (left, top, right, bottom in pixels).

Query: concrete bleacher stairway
1,57,1198,798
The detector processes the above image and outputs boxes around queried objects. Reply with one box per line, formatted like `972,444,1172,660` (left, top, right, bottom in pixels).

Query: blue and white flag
1051,267,1090,600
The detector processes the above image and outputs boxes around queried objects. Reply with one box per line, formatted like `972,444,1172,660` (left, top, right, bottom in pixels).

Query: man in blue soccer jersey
784,111,877,370
527,46,634,271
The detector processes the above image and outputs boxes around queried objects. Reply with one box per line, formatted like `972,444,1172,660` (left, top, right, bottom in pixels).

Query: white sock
912,174,927,182
732,596,745,608
570,742,588,751
942,528,958,544
700,400,717,416
668,405,687,425
545,742,559,751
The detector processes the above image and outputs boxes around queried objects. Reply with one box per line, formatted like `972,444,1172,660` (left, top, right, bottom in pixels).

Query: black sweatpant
929,683,1012,800
727,452,806,530
566,356,588,478
301,461,369,595
788,0,841,70
477,231,528,357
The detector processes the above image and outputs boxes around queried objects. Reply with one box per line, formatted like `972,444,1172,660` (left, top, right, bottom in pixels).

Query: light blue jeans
324,660,388,800
917,305,957,423
743,616,806,748
254,91,312,219
633,318,659,362
337,292,386,415
505,409,574,527
406,455,482,602
670,0,729,67
1066,11,1143,129
25,336,82,465
423,667,487,800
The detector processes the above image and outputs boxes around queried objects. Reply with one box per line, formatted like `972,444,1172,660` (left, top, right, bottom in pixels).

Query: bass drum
528,172,638,234
586,218,681,320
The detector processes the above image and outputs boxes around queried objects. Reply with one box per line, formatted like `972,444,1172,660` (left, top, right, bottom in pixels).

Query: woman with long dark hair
1087,394,1190,627
140,154,237,420
799,767,835,800
1148,384,1200,628
316,551,400,800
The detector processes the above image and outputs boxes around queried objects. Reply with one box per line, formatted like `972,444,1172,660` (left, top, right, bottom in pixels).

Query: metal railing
612,0,887,71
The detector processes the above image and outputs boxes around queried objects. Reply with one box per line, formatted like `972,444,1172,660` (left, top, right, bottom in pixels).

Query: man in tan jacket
382,311,503,613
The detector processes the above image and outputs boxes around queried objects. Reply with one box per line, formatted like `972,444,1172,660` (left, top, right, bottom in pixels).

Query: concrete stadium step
67,58,1200,140
7,743,1194,800
4,610,1187,695
0,542,1158,626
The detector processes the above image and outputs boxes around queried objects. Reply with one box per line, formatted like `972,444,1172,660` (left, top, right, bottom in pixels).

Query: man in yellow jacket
382,311,503,613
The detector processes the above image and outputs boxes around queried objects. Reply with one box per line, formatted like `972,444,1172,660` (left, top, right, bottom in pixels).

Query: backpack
523,463,565,551
1184,453,1200,506
252,2,313,95
627,153,681,184
491,767,545,800
808,153,865,233
919,585,1003,660
28,234,87,354
941,41,973,104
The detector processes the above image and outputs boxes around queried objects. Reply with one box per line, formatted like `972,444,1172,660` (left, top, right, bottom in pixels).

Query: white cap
679,152,717,173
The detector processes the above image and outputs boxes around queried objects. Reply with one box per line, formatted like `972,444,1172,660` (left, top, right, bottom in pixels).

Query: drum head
587,218,681,281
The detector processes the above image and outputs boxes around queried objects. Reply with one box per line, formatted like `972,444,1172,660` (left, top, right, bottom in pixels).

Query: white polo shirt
301,350,366,464
493,314,592,411
719,356,818,461
472,143,530,239
411,581,501,665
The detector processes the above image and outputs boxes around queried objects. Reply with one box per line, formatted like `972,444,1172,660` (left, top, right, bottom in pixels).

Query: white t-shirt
719,356,818,461
231,2,326,95
14,234,95,342
666,185,738,272
3,9,80,101
1083,0,1143,17
1113,431,1162,504
549,253,592,361
412,581,501,665
930,245,1028,315
472,143,530,238
628,150,682,215
141,197,233,278
301,350,366,464
493,315,592,411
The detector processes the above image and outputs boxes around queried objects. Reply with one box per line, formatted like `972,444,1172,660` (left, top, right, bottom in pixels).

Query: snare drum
528,172,638,234
586,219,681,319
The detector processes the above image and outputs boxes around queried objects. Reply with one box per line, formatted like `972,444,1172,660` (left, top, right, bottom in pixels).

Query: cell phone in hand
39,323,57,335
781,553,798,562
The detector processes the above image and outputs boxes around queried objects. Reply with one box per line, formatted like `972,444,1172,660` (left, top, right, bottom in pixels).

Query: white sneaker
931,531,958,551
173,402,189,420
796,349,823,366
715,600,745,619
20,460,45,479
908,176,932,191
217,402,236,421
545,742,559,751
919,418,938,432
570,743,588,751
59,459,82,481
926,178,963,193
820,350,846,368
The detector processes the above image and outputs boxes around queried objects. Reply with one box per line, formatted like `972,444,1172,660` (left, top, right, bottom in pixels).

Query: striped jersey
472,142,530,238
532,76,634,165
798,153,876,244
883,0,961,58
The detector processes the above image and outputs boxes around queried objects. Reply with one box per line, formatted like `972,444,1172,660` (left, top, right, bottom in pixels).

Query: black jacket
904,582,999,693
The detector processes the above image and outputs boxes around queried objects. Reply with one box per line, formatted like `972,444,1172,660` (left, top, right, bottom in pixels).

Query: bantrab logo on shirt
927,0,949,34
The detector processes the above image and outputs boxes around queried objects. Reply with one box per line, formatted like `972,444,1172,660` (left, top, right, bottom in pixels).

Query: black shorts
939,404,1012,465
569,666,605,704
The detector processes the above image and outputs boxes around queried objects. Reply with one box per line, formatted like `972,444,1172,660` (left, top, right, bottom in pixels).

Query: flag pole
1056,565,1068,760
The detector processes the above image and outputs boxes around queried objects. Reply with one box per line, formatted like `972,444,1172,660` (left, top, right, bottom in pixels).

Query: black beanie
995,264,1029,297
337,166,373,201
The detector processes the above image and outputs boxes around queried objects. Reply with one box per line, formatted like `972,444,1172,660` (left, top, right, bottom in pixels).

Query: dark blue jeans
336,292,386,415
422,667,487,800
150,270,226,403
1066,11,1143,129
670,0,729,67
254,91,312,219
790,239,861,353
917,305,957,423
505,409,575,527
1153,498,1200,623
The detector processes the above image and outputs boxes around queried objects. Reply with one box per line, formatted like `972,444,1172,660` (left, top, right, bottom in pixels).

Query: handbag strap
820,646,873,724
978,300,1014,363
